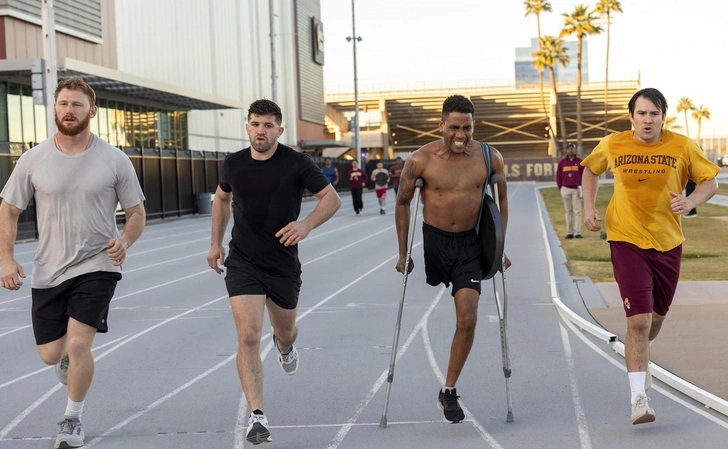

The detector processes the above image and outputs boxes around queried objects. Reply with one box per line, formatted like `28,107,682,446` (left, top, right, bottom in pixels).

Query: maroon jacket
347,168,368,189
556,156,584,189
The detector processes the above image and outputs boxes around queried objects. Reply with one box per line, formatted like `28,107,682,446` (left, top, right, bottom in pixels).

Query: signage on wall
312,17,324,65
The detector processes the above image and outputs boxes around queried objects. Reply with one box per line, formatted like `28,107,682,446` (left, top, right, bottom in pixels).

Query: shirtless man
395,94,510,424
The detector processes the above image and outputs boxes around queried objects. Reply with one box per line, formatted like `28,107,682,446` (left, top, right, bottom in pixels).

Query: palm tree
692,106,710,142
524,0,554,151
676,97,695,138
594,0,622,136
663,116,683,131
561,5,602,153
533,35,570,151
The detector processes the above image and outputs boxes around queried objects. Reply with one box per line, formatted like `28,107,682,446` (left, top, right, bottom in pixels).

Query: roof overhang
299,139,350,149
0,58,244,111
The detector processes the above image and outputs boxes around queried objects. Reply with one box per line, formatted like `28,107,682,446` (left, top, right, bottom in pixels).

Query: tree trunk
683,111,690,138
536,17,555,154
551,67,567,152
576,34,583,154
604,14,611,136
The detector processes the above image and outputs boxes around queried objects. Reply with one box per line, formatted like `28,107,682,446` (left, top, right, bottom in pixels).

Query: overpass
325,79,640,159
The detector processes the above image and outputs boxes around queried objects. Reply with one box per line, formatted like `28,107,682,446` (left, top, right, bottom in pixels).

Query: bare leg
625,313,651,372
444,288,479,387
649,311,666,341
230,295,267,412
266,298,298,352
37,318,97,402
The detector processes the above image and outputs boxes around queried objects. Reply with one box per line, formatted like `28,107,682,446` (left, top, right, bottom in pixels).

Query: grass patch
719,182,728,197
540,186,728,282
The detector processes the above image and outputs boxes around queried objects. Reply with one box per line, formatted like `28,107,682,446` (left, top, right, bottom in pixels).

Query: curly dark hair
248,99,283,124
441,95,474,119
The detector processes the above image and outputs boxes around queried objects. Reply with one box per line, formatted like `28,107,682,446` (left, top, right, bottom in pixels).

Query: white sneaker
55,355,69,386
631,395,655,425
55,417,84,448
273,335,298,375
246,413,271,445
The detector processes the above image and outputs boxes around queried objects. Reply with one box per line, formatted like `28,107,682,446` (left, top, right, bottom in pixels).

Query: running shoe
631,395,655,425
55,416,84,448
273,334,298,375
437,388,465,423
246,413,271,445
55,354,69,386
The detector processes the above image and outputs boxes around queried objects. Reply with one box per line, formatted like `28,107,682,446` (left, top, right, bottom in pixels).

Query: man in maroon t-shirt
347,160,368,214
556,142,584,239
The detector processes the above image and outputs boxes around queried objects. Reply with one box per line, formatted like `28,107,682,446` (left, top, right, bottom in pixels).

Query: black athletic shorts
224,254,301,310
31,271,122,345
423,222,482,296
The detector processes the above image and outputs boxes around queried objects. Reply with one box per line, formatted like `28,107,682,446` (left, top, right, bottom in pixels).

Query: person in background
321,157,339,187
370,161,391,215
348,160,368,215
390,157,404,197
556,142,585,239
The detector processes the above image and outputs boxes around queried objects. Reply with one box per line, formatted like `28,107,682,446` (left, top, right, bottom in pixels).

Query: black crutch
380,177,424,429
489,174,514,423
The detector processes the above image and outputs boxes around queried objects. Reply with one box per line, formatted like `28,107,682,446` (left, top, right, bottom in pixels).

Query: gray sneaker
55,355,69,386
246,413,271,445
55,417,84,448
273,335,298,375
631,395,655,425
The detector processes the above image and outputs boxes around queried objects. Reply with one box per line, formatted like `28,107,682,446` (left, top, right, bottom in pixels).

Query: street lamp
346,0,362,167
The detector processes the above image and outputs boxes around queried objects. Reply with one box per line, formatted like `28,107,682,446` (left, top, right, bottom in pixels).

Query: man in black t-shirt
207,99,341,445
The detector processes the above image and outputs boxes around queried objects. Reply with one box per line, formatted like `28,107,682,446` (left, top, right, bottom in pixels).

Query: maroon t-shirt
390,164,403,188
348,168,368,189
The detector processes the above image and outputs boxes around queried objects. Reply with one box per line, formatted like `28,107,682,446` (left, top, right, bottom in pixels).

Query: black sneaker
574,234,583,239
565,234,574,239
380,209,386,215
437,388,465,423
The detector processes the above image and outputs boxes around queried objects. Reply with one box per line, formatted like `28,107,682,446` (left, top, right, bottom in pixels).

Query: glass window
7,84,22,143
115,108,126,147
21,85,35,146
0,83,8,141
107,101,118,146
34,104,47,143
98,99,109,143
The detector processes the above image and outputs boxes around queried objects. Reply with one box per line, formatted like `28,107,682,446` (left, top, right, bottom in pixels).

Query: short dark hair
248,99,283,124
566,143,575,148
442,95,474,119
628,88,667,116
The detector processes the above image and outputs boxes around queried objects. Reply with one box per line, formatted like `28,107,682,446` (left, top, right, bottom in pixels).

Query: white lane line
0,296,228,441
326,277,438,449
0,325,31,338
421,298,505,449
0,333,133,391
559,323,593,449
302,225,394,266
84,249,415,449
0,295,30,306
561,317,728,430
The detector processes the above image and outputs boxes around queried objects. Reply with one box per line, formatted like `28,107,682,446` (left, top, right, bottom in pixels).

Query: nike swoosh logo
471,279,479,283
638,178,649,182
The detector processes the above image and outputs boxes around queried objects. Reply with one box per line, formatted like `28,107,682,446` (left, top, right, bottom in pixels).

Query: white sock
628,372,647,404
443,385,455,393
64,399,84,419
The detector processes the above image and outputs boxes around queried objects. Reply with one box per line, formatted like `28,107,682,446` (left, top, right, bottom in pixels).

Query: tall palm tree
524,0,554,151
692,106,710,142
676,97,695,138
594,0,622,136
561,5,602,153
533,35,570,151
663,115,683,131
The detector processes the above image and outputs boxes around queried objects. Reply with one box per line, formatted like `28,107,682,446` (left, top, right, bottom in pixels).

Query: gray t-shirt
0,135,145,288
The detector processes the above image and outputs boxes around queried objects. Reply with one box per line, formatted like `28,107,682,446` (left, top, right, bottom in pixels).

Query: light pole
346,0,362,167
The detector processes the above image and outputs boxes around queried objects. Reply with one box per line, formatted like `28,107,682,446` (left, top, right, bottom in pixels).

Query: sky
320,0,728,141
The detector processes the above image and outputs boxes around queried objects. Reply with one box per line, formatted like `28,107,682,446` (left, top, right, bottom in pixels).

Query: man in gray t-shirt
0,77,145,448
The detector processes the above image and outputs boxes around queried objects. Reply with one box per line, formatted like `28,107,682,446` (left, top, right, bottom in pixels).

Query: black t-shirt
219,144,330,277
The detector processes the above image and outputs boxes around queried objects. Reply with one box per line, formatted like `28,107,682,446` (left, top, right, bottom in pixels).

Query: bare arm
582,168,602,232
395,155,425,273
670,177,718,215
107,202,146,266
207,187,232,274
276,184,341,247
0,201,26,290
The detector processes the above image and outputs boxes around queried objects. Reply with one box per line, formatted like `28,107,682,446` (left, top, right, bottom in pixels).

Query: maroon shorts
375,188,387,199
609,241,682,317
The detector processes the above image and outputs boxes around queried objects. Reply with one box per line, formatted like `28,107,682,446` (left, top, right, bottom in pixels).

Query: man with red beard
0,77,146,448
207,99,341,444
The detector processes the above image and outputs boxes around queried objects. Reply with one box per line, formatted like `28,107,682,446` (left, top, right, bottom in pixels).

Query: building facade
0,0,326,153
514,37,589,86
